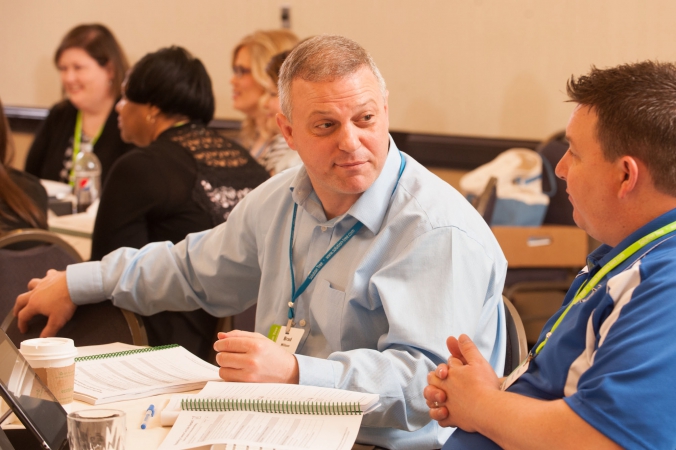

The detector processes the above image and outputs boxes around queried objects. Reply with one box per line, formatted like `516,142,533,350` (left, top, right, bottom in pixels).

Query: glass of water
67,409,126,450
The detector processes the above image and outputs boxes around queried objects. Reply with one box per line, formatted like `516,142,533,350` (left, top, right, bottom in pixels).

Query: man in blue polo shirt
425,61,676,449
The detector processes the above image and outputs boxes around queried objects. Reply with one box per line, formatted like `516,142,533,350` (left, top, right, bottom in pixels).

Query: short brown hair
278,35,387,120
567,61,676,196
54,24,129,99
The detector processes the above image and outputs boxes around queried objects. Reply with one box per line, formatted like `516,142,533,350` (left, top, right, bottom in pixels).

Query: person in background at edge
231,29,300,174
25,24,133,185
90,46,269,360
425,61,676,450
259,50,302,175
14,35,506,450
0,97,48,235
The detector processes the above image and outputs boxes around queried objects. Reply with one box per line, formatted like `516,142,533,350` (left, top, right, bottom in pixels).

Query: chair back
0,228,147,347
2,300,147,348
472,176,498,224
0,229,83,322
503,295,528,376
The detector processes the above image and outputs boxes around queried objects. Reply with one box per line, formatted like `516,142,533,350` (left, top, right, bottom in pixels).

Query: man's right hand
13,269,77,337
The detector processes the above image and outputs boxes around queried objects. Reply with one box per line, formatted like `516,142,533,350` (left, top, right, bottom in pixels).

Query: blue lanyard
287,151,406,328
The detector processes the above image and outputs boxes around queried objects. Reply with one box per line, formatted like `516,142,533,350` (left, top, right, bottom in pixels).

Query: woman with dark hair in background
0,98,48,235
92,46,269,359
25,24,132,184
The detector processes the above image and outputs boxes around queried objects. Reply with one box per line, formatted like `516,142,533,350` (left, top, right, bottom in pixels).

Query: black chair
2,300,147,348
0,228,147,347
471,176,498,225
0,229,82,322
503,295,528,376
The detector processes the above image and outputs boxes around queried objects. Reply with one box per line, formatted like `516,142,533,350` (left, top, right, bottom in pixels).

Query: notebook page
158,410,361,450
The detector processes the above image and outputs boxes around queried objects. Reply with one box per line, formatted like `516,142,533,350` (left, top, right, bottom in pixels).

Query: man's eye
363,114,374,121
317,122,332,129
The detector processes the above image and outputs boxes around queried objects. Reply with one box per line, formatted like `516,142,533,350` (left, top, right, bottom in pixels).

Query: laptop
0,328,69,450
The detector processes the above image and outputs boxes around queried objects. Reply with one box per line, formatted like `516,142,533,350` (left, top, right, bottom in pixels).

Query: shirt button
299,319,307,327
321,226,327,232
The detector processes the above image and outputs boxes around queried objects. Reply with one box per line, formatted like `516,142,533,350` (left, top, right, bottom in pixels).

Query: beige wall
2,0,676,143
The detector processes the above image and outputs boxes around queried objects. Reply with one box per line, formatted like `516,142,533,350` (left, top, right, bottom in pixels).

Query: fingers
456,334,486,364
15,295,38,333
27,277,43,291
41,317,65,338
214,334,264,353
429,405,449,422
449,356,465,369
221,330,264,339
423,384,447,405
13,291,30,318
446,336,468,365
435,363,449,380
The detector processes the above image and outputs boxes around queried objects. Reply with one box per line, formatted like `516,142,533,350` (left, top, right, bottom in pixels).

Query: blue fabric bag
460,148,556,226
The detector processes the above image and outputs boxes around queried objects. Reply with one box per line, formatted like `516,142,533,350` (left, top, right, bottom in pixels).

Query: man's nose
555,149,570,180
338,123,360,153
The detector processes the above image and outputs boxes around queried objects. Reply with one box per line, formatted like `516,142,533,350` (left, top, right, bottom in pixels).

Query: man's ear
618,155,639,199
276,113,296,150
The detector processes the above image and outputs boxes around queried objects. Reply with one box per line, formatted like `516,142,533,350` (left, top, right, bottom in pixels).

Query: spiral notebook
73,344,221,405
158,382,379,450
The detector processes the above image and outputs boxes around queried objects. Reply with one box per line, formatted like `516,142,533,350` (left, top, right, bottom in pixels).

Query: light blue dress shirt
68,136,507,449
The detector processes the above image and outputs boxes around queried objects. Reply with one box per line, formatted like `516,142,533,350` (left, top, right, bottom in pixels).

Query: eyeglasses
232,65,252,78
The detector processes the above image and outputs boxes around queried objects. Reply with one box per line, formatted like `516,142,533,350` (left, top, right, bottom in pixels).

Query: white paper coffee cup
20,338,78,405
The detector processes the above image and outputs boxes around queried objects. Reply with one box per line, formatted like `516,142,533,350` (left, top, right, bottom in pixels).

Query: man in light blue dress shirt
15,35,507,449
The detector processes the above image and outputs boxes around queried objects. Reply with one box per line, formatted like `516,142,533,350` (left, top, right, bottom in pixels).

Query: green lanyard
532,219,676,358
69,110,104,185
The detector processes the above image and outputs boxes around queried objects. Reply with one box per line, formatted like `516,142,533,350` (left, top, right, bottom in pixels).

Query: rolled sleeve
296,354,340,387
66,261,107,305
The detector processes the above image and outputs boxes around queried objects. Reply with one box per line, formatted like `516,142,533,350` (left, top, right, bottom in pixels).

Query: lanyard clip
285,318,294,334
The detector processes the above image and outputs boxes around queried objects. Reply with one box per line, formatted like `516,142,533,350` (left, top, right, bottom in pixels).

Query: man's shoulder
398,155,484,229
634,233,676,281
392,154,504,261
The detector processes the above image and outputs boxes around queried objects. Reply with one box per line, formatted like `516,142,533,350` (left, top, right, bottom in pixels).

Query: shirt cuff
66,262,106,305
296,354,340,388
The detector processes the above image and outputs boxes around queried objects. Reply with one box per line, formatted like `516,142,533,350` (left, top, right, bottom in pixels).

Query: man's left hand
424,334,501,431
213,330,300,384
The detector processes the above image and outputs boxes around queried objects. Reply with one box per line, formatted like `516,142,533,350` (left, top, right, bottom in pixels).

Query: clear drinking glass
67,409,126,450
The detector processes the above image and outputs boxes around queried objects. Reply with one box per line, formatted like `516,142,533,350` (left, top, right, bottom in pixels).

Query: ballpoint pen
141,404,155,429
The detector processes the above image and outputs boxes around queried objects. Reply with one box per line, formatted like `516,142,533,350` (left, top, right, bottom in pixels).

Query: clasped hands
424,334,501,432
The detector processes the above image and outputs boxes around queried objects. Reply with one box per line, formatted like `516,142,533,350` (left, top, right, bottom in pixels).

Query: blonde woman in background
231,29,301,174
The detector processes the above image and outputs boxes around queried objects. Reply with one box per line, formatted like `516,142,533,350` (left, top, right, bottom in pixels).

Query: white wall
2,0,676,140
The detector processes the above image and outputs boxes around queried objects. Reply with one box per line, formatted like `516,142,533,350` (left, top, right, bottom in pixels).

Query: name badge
268,324,304,354
500,358,530,391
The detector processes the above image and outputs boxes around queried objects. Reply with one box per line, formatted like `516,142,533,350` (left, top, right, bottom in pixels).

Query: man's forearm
469,391,621,450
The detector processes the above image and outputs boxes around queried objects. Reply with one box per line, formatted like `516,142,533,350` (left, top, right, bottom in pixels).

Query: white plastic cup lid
19,337,77,360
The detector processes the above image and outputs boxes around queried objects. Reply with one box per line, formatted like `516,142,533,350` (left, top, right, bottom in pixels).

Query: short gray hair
278,35,387,120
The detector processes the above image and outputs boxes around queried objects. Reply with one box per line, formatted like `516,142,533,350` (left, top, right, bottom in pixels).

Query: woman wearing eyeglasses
231,30,301,174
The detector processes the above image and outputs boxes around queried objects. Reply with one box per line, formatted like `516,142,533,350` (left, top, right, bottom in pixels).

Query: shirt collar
289,134,403,233
590,207,676,271
347,135,402,234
